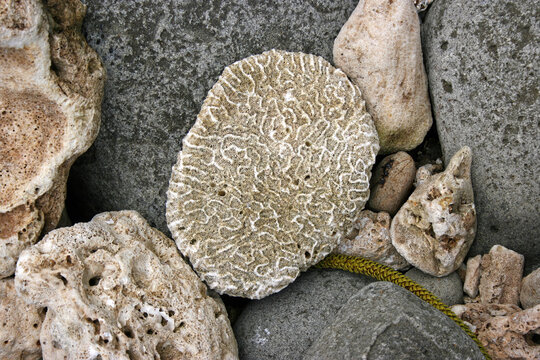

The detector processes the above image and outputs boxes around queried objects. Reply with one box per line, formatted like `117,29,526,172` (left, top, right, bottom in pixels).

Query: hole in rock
122,328,134,338
160,316,168,327
55,273,68,286
218,190,226,196
305,141,311,147
146,329,154,335
304,175,310,180
305,251,311,259
89,276,101,286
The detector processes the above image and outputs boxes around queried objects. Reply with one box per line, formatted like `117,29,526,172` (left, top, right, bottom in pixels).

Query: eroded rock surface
391,147,476,276
521,268,540,309
167,50,379,299
0,0,105,278
464,255,482,298
15,211,237,360
333,0,432,153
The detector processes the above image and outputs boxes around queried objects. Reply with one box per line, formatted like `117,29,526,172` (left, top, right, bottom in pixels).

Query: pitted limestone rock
521,268,540,309
391,147,476,276
167,49,379,299
0,0,105,278
15,211,238,360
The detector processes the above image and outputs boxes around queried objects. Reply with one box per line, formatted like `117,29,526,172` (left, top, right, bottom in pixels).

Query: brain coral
167,49,379,299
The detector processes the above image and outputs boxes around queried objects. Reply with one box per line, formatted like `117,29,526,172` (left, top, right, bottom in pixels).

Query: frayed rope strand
315,254,491,360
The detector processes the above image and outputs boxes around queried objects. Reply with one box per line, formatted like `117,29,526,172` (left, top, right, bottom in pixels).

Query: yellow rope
315,254,491,360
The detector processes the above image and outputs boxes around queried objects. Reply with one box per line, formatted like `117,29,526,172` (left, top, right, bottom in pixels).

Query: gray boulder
233,268,373,360
405,268,464,306
422,0,539,272
304,282,484,360
69,0,358,233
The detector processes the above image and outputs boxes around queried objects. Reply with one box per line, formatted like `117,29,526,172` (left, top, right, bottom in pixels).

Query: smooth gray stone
405,268,463,306
304,282,484,360
68,0,358,233
422,0,539,272
233,268,373,360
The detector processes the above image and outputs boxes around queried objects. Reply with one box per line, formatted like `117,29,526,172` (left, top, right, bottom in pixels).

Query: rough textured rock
167,50,379,299
0,0,105,278
233,269,373,360
69,0,359,236
0,278,45,360
464,255,482,298
15,211,237,360
304,282,484,360
405,268,463,305
391,147,476,276
521,268,540,309
333,0,432,153
368,151,416,215
452,303,540,360
479,245,524,306
422,0,540,272
414,160,443,187
334,210,409,270
415,0,433,12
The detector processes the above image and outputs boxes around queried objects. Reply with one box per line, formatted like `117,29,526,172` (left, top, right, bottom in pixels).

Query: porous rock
334,210,409,270
0,278,45,360
368,151,416,215
333,0,432,153
405,267,463,305
479,245,524,306
304,282,484,360
391,147,476,276
423,0,540,272
415,0,434,12
452,303,540,360
521,268,540,309
15,211,237,360
233,269,373,360
464,255,482,298
0,0,105,278
167,50,379,299
414,160,443,187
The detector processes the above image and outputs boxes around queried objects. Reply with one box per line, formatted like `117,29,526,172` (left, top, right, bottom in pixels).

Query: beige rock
414,160,443,187
334,210,409,270
464,255,482,298
415,0,434,12
333,0,432,154
0,0,105,278
0,278,45,360
167,50,379,299
368,152,416,216
15,211,238,360
452,303,540,360
521,268,540,309
479,245,524,305
391,147,476,276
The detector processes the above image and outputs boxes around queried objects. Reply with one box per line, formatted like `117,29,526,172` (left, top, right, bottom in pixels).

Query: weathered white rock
368,152,416,216
167,50,379,299
333,0,432,153
0,0,105,278
414,0,434,12
414,160,443,187
391,147,476,276
15,211,238,360
334,210,409,270
0,278,45,360
521,268,540,309
479,245,524,306
464,255,482,298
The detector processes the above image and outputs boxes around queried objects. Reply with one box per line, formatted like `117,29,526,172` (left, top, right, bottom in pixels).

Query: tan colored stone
464,255,482,298
368,152,416,216
167,50,379,299
334,210,409,270
0,0,105,278
479,245,524,305
414,160,443,187
0,278,45,360
521,268,540,309
391,147,476,276
15,211,238,359
333,0,432,153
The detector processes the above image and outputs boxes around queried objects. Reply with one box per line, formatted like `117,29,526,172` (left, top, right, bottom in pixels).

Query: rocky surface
69,0,359,235
0,278,45,360
405,268,463,306
167,50,378,299
391,147,476,276
0,0,105,278
478,245,524,306
233,269,373,360
15,211,237,359
303,282,484,360
414,161,443,187
334,210,409,270
423,0,540,272
463,255,482,298
368,152,416,216
521,268,540,309
333,0,432,153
